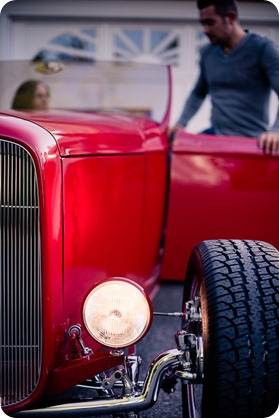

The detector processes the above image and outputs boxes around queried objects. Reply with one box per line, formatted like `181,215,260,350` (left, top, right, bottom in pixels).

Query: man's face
199,5,233,46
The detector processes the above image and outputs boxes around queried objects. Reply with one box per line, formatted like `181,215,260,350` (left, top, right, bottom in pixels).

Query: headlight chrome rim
83,277,153,348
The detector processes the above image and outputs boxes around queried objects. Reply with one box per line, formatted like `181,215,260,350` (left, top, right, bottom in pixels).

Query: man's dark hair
197,0,238,17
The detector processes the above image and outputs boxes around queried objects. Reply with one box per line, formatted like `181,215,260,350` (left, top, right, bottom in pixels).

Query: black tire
182,239,279,418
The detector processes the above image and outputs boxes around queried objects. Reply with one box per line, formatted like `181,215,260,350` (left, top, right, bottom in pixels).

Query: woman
11,79,50,111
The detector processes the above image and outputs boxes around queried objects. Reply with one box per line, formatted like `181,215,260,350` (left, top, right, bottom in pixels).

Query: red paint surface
161,132,279,280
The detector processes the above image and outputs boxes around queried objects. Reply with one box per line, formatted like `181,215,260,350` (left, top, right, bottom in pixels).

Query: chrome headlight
83,278,152,348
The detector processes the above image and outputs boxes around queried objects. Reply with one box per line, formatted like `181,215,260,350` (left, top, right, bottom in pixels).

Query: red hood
3,110,166,156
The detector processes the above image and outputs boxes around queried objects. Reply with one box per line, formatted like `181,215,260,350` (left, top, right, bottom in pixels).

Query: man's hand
258,131,279,155
168,123,184,142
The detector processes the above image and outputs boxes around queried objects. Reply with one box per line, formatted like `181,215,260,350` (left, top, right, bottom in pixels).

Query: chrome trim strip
14,349,183,416
0,139,42,407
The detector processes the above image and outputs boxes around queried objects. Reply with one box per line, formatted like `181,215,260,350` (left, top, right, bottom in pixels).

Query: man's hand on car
168,123,183,143
259,131,279,155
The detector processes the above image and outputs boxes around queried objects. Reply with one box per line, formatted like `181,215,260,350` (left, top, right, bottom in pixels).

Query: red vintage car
1,60,278,418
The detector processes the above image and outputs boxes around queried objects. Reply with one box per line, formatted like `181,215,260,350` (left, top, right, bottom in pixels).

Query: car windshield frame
0,60,171,124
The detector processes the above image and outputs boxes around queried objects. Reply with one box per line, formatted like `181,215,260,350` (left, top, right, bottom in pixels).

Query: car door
162,131,279,281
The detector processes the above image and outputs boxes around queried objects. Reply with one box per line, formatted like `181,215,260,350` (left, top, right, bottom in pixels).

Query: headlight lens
83,278,152,348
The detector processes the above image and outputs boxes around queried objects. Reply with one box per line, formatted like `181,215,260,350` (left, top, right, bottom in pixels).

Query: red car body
1,61,278,417
162,132,279,280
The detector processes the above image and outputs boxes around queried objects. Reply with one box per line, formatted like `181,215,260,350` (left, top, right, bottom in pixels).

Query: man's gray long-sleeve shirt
177,32,279,138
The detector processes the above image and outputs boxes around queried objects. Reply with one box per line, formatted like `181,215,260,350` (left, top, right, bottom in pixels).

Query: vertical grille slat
0,139,42,408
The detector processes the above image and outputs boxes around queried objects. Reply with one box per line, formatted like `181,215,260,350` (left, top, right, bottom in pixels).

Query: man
170,0,279,154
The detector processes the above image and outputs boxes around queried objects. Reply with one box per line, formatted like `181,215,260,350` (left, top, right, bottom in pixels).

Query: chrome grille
0,139,42,408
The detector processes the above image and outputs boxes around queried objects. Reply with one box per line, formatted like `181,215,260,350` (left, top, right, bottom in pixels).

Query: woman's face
33,82,50,110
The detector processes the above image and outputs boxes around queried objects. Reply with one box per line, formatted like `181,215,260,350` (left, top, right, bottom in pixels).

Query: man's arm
258,39,279,154
169,71,208,140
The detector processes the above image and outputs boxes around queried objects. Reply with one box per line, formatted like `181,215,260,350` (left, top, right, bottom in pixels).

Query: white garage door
8,19,279,129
